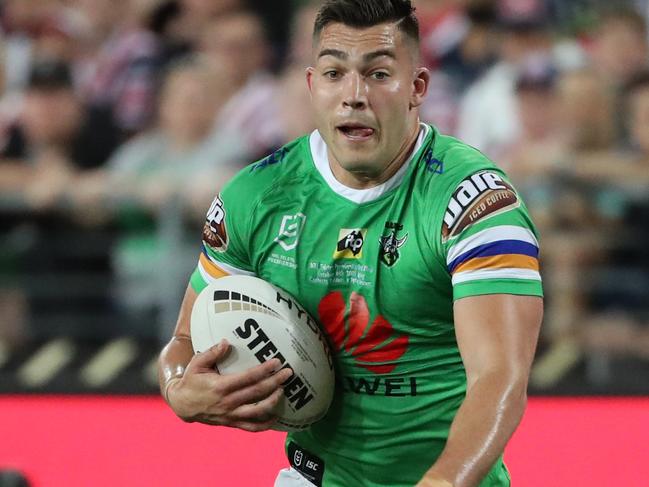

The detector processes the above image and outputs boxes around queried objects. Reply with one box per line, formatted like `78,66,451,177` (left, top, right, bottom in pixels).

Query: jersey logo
317,291,409,374
274,213,307,251
379,222,408,267
442,171,519,242
203,195,228,252
334,228,366,259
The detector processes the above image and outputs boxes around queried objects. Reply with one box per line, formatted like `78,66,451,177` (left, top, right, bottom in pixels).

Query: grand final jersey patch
442,171,519,241
202,195,229,252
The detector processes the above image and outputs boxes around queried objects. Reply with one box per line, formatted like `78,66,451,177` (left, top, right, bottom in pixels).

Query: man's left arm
417,293,543,487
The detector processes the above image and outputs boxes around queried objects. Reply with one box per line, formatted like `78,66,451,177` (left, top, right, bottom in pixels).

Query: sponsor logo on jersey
249,147,287,172
334,228,367,259
442,171,519,242
318,291,409,374
203,195,228,252
424,149,444,174
318,292,418,396
274,213,307,251
379,222,408,267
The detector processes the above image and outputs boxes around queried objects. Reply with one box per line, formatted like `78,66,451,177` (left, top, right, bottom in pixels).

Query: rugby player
158,1,543,485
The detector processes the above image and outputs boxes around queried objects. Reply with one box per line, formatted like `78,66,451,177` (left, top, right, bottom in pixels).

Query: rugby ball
190,275,335,431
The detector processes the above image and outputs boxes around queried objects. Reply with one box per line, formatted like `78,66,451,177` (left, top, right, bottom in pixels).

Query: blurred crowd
1,0,648,391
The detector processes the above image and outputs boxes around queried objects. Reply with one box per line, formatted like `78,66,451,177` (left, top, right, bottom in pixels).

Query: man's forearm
422,372,528,487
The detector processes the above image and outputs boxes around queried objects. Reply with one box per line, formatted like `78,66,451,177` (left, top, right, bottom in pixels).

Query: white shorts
273,468,317,487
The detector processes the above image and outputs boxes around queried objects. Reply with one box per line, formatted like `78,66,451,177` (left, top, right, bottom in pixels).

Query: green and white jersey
191,124,542,487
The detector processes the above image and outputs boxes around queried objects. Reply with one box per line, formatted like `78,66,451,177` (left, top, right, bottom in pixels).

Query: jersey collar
309,123,430,204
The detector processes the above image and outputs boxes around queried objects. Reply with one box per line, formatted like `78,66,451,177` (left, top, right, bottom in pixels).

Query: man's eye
324,70,340,80
371,72,389,80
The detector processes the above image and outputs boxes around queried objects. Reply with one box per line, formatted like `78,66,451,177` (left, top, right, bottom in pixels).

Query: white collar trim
309,123,429,204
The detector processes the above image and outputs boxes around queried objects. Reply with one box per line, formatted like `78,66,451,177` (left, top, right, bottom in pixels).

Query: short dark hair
313,0,419,45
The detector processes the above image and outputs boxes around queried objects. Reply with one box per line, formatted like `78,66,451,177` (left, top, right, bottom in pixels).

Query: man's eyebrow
318,48,348,60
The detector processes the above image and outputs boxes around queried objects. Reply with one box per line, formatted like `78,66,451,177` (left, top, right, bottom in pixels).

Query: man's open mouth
337,124,376,139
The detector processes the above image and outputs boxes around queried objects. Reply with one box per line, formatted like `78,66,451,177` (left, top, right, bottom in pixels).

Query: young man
158,1,543,486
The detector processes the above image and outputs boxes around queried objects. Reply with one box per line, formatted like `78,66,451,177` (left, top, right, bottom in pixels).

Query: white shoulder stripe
447,225,539,265
452,268,541,285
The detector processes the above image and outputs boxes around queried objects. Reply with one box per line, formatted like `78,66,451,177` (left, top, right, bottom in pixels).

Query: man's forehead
315,22,405,59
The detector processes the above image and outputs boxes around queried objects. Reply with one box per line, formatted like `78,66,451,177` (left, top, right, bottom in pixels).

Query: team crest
203,195,228,252
379,222,408,267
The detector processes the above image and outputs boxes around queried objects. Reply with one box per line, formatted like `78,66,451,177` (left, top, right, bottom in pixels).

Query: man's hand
166,339,293,432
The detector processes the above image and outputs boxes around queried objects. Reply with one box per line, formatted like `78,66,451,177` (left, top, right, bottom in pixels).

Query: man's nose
342,73,367,110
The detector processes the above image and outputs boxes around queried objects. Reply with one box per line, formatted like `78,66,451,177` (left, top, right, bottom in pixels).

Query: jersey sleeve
440,169,543,300
189,176,257,294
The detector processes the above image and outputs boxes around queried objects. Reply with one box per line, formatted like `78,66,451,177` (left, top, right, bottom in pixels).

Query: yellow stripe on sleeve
453,254,539,274
198,253,230,279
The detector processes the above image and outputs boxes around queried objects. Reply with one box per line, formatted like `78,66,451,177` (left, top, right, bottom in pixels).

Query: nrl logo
379,222,408,267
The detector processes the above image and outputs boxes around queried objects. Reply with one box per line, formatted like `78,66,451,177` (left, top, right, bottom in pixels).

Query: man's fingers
223,370,292,407
219,360,292,393
230,418,278,433
187,339,230,371
230,388,284,420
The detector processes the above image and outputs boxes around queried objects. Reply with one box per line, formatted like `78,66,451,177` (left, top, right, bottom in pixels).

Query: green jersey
191,124,542,487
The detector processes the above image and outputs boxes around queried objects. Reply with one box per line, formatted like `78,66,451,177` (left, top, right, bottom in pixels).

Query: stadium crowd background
0,0,648,398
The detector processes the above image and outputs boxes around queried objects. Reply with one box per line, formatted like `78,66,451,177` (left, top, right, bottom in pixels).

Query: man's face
307,22,428,182
201,14,266,86
23,89,81,145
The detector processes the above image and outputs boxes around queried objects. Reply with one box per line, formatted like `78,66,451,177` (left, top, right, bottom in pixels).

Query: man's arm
158,283,293,431
418,294,543,487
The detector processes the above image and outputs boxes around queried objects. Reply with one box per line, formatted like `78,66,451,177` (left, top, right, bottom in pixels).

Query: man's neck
328,121,422,190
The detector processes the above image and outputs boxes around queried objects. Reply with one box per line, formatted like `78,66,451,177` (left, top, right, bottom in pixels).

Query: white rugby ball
190,275,335,431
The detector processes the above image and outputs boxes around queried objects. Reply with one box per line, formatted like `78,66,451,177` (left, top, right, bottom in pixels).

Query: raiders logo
379,222,408,267
442,171,519,241
202,195,228,252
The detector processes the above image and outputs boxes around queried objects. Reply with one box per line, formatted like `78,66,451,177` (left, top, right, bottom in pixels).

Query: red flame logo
318,291,409,374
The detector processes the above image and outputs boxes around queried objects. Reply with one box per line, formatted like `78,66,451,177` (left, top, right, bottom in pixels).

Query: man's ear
410,67,430,109
306,67,315,96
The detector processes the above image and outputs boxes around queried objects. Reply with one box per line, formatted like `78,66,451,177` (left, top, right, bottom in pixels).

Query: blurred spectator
72,58,246,216
175,0,241,46
588,6,649,146
556,68,616,153
590,6,648,89
202,10,281,158
501,58,564,220
265,3,318,145
456,0,557,158
75,0,162,135
70,59,247,319
419,0,497,91
575,71,649,366
0,0,55,94
286,1,319,68
0,59,120,208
